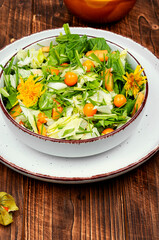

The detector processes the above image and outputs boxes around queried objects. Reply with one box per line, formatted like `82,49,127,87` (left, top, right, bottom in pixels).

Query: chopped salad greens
0,24,147,140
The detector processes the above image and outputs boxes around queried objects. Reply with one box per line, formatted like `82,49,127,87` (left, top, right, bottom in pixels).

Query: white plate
0,28,159,183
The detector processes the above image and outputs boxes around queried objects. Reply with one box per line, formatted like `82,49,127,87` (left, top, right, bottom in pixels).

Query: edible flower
17,75,45,107
123,65,147,97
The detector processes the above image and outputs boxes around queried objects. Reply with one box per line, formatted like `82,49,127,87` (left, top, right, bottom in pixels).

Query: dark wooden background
0,0,159,239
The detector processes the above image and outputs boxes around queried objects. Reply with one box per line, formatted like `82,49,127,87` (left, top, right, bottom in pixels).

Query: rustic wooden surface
0,0,159,239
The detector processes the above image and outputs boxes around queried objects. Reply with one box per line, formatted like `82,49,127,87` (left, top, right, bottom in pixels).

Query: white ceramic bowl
0,29,148,158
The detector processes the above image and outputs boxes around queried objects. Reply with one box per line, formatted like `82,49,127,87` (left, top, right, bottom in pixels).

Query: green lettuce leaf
107,51,125,77
88,38,111,52
39,92,54,110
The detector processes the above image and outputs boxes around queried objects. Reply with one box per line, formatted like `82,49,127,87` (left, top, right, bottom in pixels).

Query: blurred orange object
64,0,136,23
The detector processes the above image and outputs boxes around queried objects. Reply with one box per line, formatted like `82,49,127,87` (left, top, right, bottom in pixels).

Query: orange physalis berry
83,103,97,117
114,94,127,108
61,63,69,66
83,60,95,72
64,72,78,86
102,128,114,135
50,68,59,75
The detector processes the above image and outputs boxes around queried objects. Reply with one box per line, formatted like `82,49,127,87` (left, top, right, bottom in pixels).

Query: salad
0,24,147,140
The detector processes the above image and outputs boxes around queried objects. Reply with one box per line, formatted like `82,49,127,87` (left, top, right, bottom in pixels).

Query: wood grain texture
0,0,32,49
0,0,159,239
0,155,158,240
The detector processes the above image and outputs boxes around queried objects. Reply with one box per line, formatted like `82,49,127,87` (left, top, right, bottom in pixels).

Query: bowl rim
0,34,148,145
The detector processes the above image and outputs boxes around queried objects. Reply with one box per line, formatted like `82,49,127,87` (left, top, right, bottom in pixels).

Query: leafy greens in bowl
0,24,148,157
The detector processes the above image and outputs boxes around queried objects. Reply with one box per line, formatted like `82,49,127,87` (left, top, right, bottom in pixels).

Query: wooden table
0,0,158,239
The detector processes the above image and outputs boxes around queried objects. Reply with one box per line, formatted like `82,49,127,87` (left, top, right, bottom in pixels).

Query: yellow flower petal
17,75,45,107
123,65,146,97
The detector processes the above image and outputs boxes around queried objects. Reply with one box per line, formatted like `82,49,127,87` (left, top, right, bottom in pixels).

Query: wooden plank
52,184,73,239
121,155,159,240
23,179,53,240
0,0,32,49
107,0,159,57
32,0,71,32
0,0,32,239
0,156,158,239
0,164,25,240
